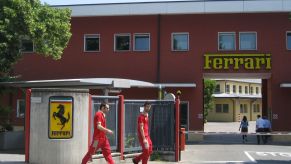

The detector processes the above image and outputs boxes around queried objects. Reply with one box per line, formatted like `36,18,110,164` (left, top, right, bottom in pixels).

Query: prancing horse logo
53,104,70,130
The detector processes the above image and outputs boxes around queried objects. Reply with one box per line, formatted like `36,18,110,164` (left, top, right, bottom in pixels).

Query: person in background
239,116,249,143
82,103,115,164
256,114,265,145
132,101,153,164
263,116,272,144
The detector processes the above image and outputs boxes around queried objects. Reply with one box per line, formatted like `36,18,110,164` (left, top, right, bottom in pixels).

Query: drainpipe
158,84,163,100
157,14,161,83
157,15,161,99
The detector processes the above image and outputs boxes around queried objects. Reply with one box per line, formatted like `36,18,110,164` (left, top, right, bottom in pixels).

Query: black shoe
132,158,138,164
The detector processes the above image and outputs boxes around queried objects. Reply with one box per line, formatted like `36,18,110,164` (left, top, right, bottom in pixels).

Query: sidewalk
0,121,278,164
0,149,25,164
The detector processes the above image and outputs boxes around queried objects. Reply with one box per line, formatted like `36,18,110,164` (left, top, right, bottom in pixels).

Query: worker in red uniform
132,101,153,164
82,103,114,164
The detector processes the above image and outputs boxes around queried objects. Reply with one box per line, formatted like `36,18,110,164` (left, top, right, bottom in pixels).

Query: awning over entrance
280,83,291,88
0,78,154,89
0,78,196,89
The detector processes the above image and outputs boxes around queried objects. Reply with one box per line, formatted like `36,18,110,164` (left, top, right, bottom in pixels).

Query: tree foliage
203,79,216,123
0,0,72,74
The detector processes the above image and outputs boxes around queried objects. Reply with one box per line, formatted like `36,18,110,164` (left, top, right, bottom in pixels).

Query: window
287,32,291,50
233,85,236,94
240,104,248,113
239,32,257,50
250,87,254,95
115,34,130,51
239,86,242,94
17,99,25,118
226,84,230,93
253,104,260,113
84,34,100,52
216,104,229,113
245,86,249,94
215,84,220,93
21,39,34,53
256,87,259,94
134,33,150,51
216,104,222,113
172,33,189,51
223,104,229,113
218,32,235,50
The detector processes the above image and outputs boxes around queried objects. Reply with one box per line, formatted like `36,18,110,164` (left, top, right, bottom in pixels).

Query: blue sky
40,0,185,5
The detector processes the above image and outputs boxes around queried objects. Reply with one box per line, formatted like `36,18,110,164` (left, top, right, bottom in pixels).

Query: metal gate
123,100,175,153
91,96,119,151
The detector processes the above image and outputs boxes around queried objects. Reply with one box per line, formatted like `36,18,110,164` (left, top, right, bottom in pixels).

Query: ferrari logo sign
49,96,73,139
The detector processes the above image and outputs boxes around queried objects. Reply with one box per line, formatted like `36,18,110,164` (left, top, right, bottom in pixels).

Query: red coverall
82,111,114,164
133,113,153,164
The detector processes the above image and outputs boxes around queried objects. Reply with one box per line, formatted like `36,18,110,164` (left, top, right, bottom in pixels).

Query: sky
40,0,187,5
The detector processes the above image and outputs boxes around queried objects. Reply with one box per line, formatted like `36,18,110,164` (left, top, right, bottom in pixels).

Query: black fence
124,100,175,153
91,96,119,151
90,97,176,155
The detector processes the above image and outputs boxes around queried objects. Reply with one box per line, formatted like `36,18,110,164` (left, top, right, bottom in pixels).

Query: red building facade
10,1,291,132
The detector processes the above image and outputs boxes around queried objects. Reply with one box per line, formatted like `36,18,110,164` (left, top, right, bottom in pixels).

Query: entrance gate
90,96,179,161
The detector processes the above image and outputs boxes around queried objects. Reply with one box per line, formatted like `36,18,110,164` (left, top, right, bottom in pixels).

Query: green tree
0,0,72,74
203,79,216,123
0,0,71,130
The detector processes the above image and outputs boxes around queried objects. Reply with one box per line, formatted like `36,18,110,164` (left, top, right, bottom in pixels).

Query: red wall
13,13,291,131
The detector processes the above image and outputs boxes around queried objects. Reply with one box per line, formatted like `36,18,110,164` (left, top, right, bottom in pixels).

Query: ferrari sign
204,54,271,70
49,96,73,139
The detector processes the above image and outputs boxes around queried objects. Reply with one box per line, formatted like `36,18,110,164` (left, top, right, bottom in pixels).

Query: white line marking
245,151,256,162
200,161,246,163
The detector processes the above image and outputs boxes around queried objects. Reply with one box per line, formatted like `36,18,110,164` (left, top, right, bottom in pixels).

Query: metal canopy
0,78,154,89
0,78,196,89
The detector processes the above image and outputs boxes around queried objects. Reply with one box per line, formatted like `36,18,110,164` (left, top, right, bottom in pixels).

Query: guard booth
1,78,181,164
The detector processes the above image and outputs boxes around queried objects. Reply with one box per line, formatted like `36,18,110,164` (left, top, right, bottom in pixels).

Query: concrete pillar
29,88,89,164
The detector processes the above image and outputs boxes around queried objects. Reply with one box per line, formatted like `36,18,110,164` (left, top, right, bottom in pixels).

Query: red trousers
134,136,153,164
82,137,114,164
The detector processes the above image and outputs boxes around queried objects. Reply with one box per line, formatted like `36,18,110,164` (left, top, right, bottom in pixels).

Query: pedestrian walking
132,101,153,164
82,103,115,164
256,114,265,144
263,116,272,144
239,116,249,143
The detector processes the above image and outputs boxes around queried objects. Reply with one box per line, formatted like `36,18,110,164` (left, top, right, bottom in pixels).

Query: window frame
133,33,150,52
256,87,259,94
239,86,242,94
245,86,249,94
232,85,236,94
286,31,291,50
239,32,257,50
222,104,229,113
84,34,101,52
215,104,222,113
114,33,131,52
218,32,236,51
215,84,220,93
226,84,230,93
171,32,189,51
17,99,25,118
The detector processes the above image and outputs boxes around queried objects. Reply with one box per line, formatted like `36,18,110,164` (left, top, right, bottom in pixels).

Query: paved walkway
204,121,256,133
0,121,270,164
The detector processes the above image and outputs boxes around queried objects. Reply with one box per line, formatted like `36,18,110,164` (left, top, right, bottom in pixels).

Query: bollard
180,128,185,151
